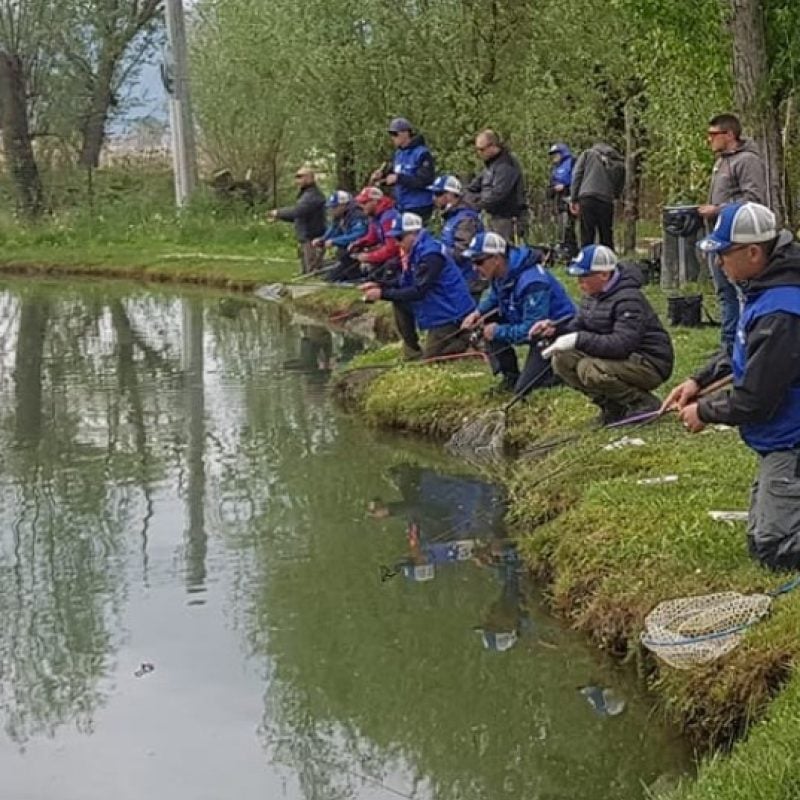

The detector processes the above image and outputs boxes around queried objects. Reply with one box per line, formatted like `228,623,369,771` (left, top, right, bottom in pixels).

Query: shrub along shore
1,240,798,800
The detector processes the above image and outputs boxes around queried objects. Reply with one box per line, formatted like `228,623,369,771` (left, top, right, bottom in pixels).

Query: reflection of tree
0,285,186,743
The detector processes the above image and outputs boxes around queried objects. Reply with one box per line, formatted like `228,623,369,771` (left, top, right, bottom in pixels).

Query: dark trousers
488,340,560,396
326,254,362,283
488,214,528,246
579,196,614,249
555,197,578,257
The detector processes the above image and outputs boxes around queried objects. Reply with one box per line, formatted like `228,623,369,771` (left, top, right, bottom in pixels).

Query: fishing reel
467,328,486,350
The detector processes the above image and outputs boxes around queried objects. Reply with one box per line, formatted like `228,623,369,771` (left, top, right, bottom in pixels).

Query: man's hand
541,332,578,359
267,210,278,221
679,403,706,433
554,183,565,193
383,174,398,186
361,285,382,303
369,168,384,184
660,378,700,413
311,237,325,248
482,323,498,341
355,253,371,264
698,204,719,220
461,310,481,330
529,319,556,340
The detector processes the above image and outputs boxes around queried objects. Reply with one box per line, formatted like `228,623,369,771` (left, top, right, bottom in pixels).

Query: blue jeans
710,258,740,354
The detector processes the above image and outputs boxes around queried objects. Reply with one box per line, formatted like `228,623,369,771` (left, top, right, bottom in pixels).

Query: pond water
0,280,693,799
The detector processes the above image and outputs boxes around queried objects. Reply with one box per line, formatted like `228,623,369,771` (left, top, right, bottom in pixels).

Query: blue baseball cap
464,231,507,261
427,175,463,195
697,202,777,253
325,190,352,209
387,212,424,238
566,245,618,276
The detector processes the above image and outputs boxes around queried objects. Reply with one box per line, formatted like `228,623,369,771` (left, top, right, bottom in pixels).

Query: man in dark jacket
697,113,769,353
313,191,369,283
465,129,528,244
370,117,435,220
534,245,674,423
570,143,623,249
429,174,485,299
664,202,800,571
548,143,577,258
359,213,476,359
268,166,326,274
461,232,575,396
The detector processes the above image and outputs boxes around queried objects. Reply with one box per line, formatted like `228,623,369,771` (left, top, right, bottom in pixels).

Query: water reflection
0,281,691,798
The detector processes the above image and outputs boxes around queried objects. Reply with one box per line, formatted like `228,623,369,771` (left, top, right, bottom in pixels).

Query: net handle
769,575,800,597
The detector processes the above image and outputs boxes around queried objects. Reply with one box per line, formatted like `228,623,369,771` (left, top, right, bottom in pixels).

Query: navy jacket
275,184,326,242
322,203,368,258
549,143,574,194
392,134,435,212
441,203,483,279
477,246,575,344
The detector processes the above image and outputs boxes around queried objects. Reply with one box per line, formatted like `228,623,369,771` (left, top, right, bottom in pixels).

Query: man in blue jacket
548,143,577,258
313,190,368,282
664,202,800,571
360,213,475,359
371,117,435,221
429,174,485,300
460,232,575,396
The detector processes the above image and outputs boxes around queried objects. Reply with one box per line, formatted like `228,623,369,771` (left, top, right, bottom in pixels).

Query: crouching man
663,202,800,571
360,213,476,359
460,232,575,396
533,245,674,424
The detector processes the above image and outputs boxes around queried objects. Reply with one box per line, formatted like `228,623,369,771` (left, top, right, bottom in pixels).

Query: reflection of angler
475,561,528,652
398,520,480,582
283,325,334,372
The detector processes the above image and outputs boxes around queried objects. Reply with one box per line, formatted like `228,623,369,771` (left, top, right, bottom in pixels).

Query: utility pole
164,0,198,207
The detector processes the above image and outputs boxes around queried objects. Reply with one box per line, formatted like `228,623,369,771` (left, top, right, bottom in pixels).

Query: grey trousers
300,242,324,274
747,447,800,571
551,349,663,407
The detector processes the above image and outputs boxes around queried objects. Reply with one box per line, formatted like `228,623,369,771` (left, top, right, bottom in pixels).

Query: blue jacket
549,143,574,193
322,203,368,256
477,246,575,344
384,230,475,330
732,285,800,453
392,134,435,212
441,204,483,279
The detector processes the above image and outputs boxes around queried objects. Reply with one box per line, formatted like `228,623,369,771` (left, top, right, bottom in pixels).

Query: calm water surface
0,280,692,799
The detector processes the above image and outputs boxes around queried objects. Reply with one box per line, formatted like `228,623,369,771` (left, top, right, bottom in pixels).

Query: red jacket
352,196,400,265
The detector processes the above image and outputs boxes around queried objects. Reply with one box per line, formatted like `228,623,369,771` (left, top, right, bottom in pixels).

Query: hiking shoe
623,393,661,419
593,401,626,426
402,345,423,362
484,375,518,397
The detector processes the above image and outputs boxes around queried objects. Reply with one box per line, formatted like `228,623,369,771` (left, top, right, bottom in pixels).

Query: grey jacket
708,137,768,208
571,143,619,203
276,184,326,242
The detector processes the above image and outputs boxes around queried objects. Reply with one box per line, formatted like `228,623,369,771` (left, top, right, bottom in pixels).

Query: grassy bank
329,295,800,800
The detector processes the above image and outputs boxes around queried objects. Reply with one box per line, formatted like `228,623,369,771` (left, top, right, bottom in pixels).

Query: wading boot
593,400,626,426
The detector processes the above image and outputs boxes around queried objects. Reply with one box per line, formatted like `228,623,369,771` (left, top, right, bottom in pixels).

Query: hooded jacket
465,147,528,219
549,143,574,195
695,231,800,453
571,143,621,203
708,137,768,210
351,196,401,265
322,202,368,258
275,184,326,242
477,246,575,344
440,201,483,278
568,264,674,379
391,134,435,212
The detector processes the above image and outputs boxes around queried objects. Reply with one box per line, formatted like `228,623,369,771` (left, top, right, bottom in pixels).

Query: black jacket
465,148,527,219
276,184,326,242
569,264,674,379
696,231,800,426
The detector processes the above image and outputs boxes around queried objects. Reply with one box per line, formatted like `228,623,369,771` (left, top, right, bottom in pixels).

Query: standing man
429,174,485,299
548,143,577,258
465,129,528,244
359,213,475,360
371,117,435,221
267,166,326,274
697,113,768,354
460,232,575,396
664,202,800,571
570,143,624,249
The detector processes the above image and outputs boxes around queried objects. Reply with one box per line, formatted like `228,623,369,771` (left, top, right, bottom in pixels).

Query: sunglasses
706,130,728,138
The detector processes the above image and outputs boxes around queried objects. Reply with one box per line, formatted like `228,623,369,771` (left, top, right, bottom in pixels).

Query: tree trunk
728,0,786,222
622,98,641,255
334,129,357,192
79,46,120,168
0,53,44,218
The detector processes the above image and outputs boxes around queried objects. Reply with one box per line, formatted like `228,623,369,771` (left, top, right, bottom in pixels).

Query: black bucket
667,294,703,327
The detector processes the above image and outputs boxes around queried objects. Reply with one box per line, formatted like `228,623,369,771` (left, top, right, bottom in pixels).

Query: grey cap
388,117,413,133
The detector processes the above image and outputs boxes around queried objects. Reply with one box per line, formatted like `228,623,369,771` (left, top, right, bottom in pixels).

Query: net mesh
445,410,506,462
641,591,772,669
